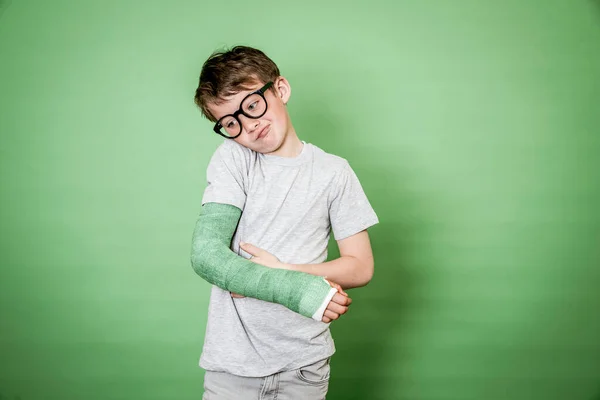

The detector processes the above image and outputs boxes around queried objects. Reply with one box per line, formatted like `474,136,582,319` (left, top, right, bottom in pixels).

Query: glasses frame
213,81,274,139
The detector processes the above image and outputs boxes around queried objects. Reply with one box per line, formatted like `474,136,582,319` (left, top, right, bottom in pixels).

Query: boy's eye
248,101,258,110
223,119,237,129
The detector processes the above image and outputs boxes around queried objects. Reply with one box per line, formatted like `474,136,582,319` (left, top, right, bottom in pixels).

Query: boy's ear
274,76,291,105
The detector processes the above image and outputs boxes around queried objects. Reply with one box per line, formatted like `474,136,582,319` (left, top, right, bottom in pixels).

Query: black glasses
213,82,274,139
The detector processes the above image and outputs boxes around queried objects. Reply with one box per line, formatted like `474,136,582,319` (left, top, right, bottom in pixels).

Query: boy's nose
239,115,260,134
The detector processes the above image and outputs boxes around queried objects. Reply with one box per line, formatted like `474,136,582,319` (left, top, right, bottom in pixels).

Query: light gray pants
202,357,330,400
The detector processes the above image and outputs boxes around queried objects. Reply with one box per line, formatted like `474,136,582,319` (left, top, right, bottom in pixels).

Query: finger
239,242,263,257
326,301,348,316
332,293,352,306
323,309,340,321
333,283,348,296
230,292,245,298
325,279,348,296
322,316,332,323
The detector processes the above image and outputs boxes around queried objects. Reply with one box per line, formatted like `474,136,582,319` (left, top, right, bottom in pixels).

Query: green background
1,1,599,399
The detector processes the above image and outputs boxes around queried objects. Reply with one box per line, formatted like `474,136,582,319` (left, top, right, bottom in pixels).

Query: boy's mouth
256,125,270,140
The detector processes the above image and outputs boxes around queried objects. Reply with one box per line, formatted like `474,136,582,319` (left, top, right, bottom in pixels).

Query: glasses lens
242,94,267,118
218,116,240,138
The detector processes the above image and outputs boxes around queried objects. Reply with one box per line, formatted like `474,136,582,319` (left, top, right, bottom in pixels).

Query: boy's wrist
282,263,296,271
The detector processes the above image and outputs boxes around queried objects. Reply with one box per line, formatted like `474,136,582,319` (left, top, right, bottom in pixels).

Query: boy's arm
240,230,374,290
286,230,374,290
190,202,344,320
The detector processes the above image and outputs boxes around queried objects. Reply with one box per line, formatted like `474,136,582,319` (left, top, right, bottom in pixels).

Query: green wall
1,1,599,399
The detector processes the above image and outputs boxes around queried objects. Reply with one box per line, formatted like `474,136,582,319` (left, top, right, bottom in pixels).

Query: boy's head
194,46,294,154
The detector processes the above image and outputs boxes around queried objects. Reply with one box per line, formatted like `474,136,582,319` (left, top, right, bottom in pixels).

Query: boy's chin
249,138,282,155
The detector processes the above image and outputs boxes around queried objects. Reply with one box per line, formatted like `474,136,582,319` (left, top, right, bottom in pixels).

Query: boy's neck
268,128,304,158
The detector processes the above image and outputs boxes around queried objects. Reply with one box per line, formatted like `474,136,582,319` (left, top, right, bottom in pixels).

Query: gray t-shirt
199,139,379,377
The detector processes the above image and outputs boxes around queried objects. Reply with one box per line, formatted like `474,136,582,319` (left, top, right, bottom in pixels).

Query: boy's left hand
239,242,288,270
230,242,288,298
233,243,350,322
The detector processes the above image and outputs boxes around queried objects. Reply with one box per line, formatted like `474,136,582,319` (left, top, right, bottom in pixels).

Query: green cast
191,202,332,318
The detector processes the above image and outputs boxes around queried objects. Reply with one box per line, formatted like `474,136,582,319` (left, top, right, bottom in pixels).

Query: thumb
240,242,261,257
325,279,348,296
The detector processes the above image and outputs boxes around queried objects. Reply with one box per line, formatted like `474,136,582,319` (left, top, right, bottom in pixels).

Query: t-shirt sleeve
329,161,379,241
201,141,249,210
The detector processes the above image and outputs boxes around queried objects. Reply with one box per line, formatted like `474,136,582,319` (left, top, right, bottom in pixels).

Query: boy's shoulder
309,143,350,171
213,138,253,156
209,139,255,165
209,140,351,175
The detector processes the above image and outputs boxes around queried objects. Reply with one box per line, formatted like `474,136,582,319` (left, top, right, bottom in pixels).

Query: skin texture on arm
233,245,353,322
240,230,374,290
191,202,347,320
288,230,374,289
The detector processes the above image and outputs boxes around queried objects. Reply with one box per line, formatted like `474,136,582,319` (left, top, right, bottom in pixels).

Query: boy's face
208,77,292,154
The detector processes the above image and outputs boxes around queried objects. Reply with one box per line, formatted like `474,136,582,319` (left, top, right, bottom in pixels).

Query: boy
191,46,378,399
